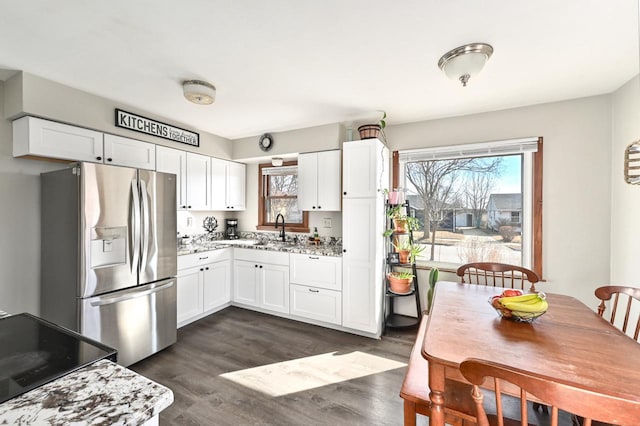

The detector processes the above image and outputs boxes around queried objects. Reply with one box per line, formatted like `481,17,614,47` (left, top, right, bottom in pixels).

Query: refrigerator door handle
130,179,141,274
89,280,175,307
140,179,150,270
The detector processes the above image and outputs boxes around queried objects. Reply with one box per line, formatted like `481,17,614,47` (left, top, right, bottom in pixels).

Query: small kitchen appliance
225,218,239,239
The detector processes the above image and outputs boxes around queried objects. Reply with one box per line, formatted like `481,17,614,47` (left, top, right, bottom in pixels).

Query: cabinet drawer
290,284,342,325
178,249,231,270
290,253,342,290
234,248,289,266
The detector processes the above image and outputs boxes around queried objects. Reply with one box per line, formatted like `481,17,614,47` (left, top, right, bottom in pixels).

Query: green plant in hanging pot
358,111,386,140
427,267,439,313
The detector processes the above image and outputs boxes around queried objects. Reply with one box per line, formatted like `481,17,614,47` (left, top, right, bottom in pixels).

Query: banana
499,292,548,313
498,293,542,303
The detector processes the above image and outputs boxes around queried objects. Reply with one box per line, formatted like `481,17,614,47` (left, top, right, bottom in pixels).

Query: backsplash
178,230,342,247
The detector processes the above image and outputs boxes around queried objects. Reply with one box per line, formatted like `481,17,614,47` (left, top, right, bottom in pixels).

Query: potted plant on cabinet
358,111,386,140
388,271,415,294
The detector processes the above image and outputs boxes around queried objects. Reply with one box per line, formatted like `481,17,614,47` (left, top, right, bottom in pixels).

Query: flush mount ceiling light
438,43,494,87
271,157,283,167
183,80,216,105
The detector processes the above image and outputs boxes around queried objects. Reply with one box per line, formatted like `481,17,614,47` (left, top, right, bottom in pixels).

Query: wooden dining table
422,281,640,426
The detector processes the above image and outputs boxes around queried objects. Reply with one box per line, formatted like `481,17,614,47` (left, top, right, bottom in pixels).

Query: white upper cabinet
298,150,341,211
186,152,211,210
13,116,103,163
156,146,187,209
103,134,156,170
211,157,246,211
227,161,246,210
342,139,386,198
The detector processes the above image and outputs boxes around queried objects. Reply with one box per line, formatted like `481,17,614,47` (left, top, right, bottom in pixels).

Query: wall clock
259,133,274,152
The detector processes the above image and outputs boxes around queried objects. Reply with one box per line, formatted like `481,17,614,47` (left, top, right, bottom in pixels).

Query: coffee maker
225,219,239,240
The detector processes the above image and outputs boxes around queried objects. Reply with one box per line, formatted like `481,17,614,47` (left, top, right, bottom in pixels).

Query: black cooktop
0,313,117,404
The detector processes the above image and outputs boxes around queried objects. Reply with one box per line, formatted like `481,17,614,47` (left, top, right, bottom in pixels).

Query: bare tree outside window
403,155,523,265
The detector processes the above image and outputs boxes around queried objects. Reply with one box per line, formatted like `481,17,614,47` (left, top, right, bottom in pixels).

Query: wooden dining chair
460,358,640,426
595,285,640,341
456,262,540,293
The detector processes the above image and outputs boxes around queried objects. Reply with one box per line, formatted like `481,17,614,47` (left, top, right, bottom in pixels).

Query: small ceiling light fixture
438,43,494,87
271,157,284,167
183,80,216,105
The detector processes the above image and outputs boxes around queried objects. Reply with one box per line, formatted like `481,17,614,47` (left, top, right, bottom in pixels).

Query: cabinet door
290,284,342,325
156,146,187,209
343,140,380,198
342,198,380,333
203,260,231,311
210,157,227,210
297,152,318,211
103,134,156,170
186,152,211,210
233,260,260,307
260,264,290,314
177,267,203,326
13,116,103,163
316,150,341,211
227,161,246,210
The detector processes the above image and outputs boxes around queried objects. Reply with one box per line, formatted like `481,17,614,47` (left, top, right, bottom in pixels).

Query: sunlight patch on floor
219,351,406,397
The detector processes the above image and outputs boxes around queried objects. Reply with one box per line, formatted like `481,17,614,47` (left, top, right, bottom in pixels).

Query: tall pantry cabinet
342,139,389,336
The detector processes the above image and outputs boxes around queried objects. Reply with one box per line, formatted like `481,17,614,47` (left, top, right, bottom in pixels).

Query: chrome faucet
275,213,286,242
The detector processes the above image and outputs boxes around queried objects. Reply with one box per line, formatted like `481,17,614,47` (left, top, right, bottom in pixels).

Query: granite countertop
0,359,173,425
178,238,343,257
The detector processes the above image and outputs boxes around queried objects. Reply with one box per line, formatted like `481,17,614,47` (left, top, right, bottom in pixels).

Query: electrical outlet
323,218,332,228
187,217,193,227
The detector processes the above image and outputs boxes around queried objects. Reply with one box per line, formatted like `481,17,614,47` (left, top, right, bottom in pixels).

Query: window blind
398,137,539,162
261,165,297,176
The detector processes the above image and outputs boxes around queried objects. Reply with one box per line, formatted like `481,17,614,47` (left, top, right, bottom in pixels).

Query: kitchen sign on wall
115,109,199,147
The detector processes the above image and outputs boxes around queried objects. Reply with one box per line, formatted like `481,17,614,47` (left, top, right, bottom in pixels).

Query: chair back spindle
595,286,640,341
457,262,540,293
461,358,640,426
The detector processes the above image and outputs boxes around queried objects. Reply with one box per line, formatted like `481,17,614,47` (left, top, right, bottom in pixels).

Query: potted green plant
358,112,386,140
392,241,424,264
388,271,415,294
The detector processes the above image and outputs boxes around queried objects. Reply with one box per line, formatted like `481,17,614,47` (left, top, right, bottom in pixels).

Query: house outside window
396,137,542,274
257,161,309,232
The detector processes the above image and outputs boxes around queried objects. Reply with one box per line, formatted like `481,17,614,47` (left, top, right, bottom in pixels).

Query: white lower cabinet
290,284,342,325
177,250,231,327
289,253,342,325
233,249,289,314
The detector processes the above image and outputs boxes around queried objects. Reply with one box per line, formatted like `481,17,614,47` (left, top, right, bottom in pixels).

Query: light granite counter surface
0,359,173,425
178,232,343,257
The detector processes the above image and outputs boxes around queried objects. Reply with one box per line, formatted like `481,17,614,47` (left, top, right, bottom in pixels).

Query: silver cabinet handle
90,281,174,306
309,289,319,293
198,256,209,260
308,256,319,260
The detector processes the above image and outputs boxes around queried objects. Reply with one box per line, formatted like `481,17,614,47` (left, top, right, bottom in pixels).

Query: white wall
5,72,233,159
387,95,614,309
610,75,640,285
0,82,62,314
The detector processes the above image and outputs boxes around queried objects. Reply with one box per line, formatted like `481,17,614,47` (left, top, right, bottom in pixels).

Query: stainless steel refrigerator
40,162,177,366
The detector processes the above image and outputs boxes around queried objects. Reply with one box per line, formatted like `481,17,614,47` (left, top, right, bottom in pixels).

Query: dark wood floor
132,307,421,425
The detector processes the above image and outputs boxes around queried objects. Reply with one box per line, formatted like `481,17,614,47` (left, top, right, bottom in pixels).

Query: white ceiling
0,1,638,140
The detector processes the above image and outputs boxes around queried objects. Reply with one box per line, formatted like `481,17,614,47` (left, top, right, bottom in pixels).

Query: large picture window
395,137,543,276
257,161,309,232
